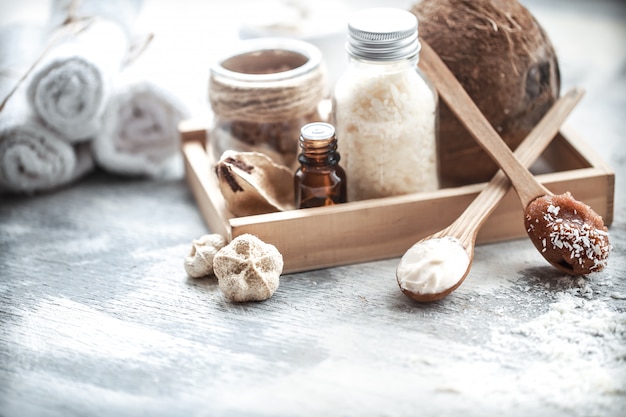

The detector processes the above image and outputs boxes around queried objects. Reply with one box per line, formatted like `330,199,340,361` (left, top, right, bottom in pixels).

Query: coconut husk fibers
411,0,560,186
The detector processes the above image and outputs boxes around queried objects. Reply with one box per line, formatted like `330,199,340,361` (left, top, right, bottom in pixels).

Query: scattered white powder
491,288,626,414
334,61,438,201
396,236,470,295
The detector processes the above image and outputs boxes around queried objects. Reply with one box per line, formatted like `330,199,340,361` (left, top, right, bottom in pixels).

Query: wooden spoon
397,87,583,302
417,40,609,278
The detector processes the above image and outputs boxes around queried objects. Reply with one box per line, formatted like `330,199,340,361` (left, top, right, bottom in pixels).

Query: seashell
213,233,283,302
184,234,227,278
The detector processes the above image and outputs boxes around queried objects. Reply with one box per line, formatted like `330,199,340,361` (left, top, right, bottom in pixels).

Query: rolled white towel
26,19,128,142
0,95,94,194
92,79,188,178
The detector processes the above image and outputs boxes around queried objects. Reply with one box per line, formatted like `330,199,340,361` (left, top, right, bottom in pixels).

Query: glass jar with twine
208,38,327,168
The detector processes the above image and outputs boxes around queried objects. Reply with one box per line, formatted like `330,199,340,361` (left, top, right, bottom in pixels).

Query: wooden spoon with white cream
397,40,610,301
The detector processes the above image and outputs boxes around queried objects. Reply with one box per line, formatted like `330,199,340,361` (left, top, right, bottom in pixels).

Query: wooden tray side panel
231,168,612,273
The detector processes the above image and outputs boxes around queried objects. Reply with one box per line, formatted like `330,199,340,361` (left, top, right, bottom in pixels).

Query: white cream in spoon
396,236,470,296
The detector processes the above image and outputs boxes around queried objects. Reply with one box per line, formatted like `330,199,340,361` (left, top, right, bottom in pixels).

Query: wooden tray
181,122,614,274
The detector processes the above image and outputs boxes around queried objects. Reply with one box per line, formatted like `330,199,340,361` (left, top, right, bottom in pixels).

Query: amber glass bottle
294,122,347,209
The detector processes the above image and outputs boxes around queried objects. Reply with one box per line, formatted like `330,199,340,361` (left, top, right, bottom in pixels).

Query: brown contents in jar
524,192,610,275
217,110,320,159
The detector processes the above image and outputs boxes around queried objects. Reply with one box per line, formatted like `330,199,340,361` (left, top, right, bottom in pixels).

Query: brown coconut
411,0,560,186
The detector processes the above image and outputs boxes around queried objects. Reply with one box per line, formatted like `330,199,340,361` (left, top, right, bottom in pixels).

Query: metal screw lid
299,122,337,152
346,8,420,61
300,122,335,141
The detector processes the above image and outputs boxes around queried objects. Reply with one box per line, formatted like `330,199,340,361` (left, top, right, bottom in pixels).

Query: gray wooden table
1,1,625,416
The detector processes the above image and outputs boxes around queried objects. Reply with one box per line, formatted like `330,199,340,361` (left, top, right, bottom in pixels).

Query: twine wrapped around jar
208,38,327,168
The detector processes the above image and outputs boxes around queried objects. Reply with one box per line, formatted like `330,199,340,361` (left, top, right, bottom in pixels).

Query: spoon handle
445,88,585,244
419,40,551,207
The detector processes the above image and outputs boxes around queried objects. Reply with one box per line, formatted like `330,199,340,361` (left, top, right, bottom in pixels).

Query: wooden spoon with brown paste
418,40,611,277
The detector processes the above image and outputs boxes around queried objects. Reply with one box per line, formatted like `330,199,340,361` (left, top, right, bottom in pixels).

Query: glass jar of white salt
333,8,439,201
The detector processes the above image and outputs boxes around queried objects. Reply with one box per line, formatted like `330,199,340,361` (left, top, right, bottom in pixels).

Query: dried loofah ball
184,234,227,278
213,234,283,302
215,150,295,217
411,0,560,186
